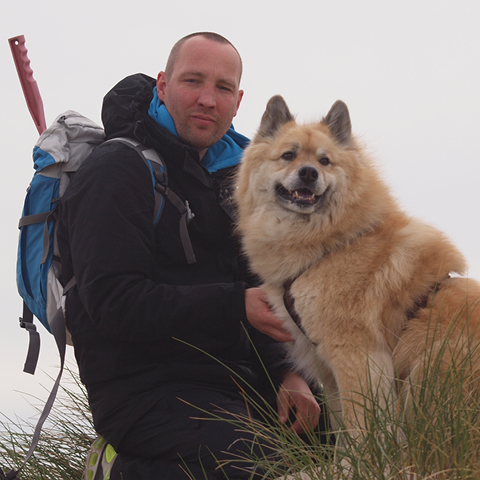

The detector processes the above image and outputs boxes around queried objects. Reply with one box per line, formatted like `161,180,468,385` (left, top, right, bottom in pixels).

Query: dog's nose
298,166,319,184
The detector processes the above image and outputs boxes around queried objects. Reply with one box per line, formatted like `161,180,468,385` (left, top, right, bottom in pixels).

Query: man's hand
277,371,321,434
245,288,293,342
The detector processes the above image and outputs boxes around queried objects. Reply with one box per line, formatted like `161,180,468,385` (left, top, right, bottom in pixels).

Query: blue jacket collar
148,88,249,173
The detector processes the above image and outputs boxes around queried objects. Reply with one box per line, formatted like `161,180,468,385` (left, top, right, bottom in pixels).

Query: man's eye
184,78,200,85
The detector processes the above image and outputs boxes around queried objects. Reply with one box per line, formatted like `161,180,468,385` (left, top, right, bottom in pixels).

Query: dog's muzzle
275,166,324,209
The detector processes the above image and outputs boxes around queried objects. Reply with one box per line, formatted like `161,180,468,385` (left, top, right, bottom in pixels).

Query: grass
228,301,480,480
211,359,480,479
0,366,95,480
2,304,480,480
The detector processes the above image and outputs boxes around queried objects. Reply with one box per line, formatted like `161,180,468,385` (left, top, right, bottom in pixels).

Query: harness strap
284,275,450,347
283,278,318,346
280,223,383,347
406,276,449,321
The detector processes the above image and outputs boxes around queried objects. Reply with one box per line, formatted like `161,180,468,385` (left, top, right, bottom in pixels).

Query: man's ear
234,89,244,118
156,71,167,101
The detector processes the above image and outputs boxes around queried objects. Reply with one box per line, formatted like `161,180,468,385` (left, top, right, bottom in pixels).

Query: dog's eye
319,156,330,166
281,151,296,161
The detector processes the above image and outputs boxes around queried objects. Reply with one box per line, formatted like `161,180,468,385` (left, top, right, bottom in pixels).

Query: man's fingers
245,288,293,342
265,326,293,343
289,402,321,434
277,380,321,434
277,387,292,423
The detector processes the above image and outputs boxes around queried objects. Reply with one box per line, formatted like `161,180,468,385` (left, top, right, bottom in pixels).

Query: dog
234,95,480,439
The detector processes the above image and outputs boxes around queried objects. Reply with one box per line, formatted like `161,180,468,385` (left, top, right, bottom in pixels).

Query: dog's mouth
275,184,321,207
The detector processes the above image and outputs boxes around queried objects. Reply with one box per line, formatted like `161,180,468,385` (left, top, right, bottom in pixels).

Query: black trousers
110,386,331,480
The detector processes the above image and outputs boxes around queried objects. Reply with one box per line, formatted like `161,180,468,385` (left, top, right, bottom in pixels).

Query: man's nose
197,84,216,108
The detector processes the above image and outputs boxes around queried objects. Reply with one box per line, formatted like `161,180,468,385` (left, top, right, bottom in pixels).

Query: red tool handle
9,35,47,135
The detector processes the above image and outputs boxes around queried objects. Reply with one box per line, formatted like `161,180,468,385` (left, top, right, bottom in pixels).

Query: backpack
7,110,196,480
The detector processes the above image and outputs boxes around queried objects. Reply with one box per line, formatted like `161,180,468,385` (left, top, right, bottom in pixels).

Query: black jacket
57,74,287,445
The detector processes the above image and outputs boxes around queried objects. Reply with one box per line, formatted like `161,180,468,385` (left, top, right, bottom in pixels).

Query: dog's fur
234,95,480,435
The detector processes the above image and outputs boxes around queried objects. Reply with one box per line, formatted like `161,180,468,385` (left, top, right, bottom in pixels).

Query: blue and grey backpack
16,110,177,373
8,110,195,480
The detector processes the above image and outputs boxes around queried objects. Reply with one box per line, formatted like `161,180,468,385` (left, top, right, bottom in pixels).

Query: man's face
157,36,244,159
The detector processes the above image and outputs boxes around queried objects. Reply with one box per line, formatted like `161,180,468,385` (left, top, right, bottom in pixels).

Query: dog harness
280,222,448,347
283,278,318,346
284,275,449,348
405,276,449,321
281,224,381,347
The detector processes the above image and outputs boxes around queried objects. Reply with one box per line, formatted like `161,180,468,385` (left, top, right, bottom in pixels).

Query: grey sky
1,0,479,422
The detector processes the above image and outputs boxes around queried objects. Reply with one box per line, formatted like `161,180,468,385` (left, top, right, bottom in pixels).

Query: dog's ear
256,95,294,139
324,100,352,145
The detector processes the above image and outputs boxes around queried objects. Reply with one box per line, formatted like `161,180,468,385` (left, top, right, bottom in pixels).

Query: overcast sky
1,0,479,425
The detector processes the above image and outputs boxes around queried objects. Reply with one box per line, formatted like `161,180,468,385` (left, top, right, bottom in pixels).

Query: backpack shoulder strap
103,138,166,223
104,138,196,264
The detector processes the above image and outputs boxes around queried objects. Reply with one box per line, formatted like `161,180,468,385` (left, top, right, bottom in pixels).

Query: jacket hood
102,73,156,140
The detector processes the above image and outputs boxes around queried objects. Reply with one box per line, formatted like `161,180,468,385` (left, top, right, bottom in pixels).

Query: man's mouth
191,114,216,126
275,184,321,207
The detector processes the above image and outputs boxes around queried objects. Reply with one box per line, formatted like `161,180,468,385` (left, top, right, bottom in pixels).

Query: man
58,32,324,479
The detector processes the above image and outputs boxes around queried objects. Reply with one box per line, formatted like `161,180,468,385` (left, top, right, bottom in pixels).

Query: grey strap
106,137,197,264
20,304,40,375
18,211,53,265
15,307,66,477
18,211,49,228
155,183,196,264
104,138,166,223
142,155,166,223
63,275,77,294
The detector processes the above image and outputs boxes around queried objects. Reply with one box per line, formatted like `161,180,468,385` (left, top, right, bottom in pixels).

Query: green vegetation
0,367,95,479
2,311,480,480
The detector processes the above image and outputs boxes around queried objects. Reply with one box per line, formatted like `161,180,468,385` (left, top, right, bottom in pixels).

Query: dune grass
224,303,480,480
0,366,95,480
1,305,480,479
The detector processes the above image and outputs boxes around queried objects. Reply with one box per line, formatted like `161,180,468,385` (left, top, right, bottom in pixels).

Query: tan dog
234,95,480,437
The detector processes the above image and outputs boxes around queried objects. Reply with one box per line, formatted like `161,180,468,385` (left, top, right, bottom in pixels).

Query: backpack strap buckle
19,303,41,375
